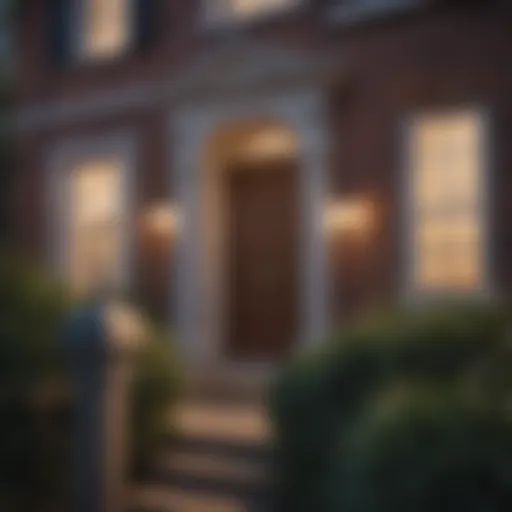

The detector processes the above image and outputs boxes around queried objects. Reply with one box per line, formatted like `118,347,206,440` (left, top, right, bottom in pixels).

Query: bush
341,387,512,512
269,304,512,512
0,254,181,511
131,324,182,475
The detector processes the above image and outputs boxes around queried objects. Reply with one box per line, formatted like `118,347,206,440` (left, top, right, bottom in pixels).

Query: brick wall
14,2,512,324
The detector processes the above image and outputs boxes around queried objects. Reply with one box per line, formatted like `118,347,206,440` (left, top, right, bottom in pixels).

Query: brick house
14,0,512,367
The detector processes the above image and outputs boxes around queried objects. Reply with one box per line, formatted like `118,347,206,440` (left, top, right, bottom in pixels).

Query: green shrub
342,386,512,512
0,254,181,511
0,254,69,511
131,324,182,475
270,304,512,512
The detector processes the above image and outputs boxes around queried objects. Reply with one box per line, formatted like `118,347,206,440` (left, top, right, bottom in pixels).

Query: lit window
408,110,487,295
205,0,300,24
67,158,124,296
79,0,132,60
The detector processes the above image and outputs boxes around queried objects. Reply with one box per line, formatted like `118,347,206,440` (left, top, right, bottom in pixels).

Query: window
407,110,488,296
204,0,301,25
67,158,125,296
48,0,159,65
78,0,133,60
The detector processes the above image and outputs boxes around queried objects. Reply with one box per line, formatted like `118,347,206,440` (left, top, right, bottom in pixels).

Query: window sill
403,286,495,308
56,45,138,75
326,0,422,27
75,51,130,67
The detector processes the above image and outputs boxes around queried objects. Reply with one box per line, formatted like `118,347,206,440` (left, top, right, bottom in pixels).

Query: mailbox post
61,298,145,512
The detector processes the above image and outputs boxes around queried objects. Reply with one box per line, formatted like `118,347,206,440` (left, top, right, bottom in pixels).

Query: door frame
169,89,331,367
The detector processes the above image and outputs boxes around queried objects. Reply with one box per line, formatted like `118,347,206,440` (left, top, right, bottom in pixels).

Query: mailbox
61,298,145,512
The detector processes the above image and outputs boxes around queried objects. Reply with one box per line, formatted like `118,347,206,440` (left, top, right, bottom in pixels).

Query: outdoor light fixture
104,300,146,351
143,203,180,237
324,196,374,236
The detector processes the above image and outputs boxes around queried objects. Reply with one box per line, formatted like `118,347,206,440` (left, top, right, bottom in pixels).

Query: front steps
132,381,275,512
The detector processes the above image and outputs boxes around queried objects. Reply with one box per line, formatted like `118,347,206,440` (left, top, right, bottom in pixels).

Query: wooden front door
226,160,299,359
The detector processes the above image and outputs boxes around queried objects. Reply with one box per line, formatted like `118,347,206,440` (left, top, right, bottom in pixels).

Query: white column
296,115,330,346
173,120,204,363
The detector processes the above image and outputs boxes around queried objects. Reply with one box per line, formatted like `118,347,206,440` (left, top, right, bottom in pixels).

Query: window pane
82,0,131,59
410,111,484,294
68,158,124,296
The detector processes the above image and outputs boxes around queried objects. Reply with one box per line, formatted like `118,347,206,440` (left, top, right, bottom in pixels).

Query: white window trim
401,106,494,305
70,0,136,64
45,131,138,293
200,0,305,31
327,0,423,25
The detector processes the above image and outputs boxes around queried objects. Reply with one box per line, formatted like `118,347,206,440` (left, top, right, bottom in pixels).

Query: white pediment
169,40,336,100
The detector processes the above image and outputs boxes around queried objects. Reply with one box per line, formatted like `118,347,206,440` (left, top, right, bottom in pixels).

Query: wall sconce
142,203,180,237
324,196,374,237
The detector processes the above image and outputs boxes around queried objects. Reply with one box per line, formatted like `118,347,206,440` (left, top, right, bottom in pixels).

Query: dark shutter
135,0,159,53
48,0,71,66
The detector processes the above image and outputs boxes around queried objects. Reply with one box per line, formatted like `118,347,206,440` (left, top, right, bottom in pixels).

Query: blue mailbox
60,298,145,512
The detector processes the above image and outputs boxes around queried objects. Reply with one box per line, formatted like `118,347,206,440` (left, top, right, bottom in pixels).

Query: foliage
131,323,182,474
0,0,13,243
270,304,512,512
0,254,70,511
0,254,181,511
340,387,512,512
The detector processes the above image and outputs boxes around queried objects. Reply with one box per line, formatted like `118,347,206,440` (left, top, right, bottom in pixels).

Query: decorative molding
327,0,422,25
171,40,333,100
69,0,137,64
16,82,163,132
15,40,341,133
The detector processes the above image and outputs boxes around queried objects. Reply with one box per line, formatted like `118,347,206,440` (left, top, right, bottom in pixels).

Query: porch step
132,485,270,512
171,434,273,461
171,401,271,442
132,398,275,512
152,448,268,487
185,363,276,404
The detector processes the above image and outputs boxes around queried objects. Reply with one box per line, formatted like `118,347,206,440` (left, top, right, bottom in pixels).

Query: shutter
135,0,159,52
48,0,71,66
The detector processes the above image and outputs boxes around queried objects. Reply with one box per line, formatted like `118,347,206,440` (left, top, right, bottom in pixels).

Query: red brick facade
14,1,512,327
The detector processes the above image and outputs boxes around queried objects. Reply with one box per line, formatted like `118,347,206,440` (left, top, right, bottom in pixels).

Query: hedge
269,304,512,512
0,253,181,511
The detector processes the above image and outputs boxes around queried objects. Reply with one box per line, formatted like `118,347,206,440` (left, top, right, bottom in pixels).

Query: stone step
185,364,276,405
131,484,267,512
169,433,274,462
171,401,272,444
134,396,275,511
148,448,270,496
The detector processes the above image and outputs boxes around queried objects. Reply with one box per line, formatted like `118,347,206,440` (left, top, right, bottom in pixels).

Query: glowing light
231,0,298,18
207,0,299,22
68,158,123,297
324,197,374,235
144,203,180,237
242,128,296,159
411,110,483,292
82,0,131,59
104,301,146,350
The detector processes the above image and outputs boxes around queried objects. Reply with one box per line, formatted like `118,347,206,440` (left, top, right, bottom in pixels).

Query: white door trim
169,88,331,366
